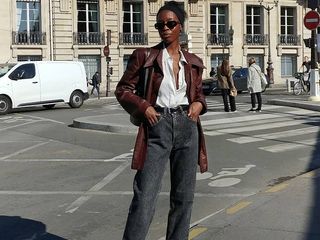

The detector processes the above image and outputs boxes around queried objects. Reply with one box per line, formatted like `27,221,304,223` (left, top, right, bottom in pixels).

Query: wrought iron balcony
179,32,188,45
207,33,233,46
119,32,148,45
12,31,46,45
244,34,268,45
73,32,105,45
278,34,301,46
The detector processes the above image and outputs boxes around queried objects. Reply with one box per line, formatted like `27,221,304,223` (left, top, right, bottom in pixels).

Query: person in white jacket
247,57,263,112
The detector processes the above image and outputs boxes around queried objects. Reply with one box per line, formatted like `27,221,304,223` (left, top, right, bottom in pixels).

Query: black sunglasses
154,21,180,30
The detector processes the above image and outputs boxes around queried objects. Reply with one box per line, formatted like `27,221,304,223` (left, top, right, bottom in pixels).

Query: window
123,55,131,73
247,55,264,71
210,5,227,35
9,63,35,80
77,0,99,33
18,55,42,61
281,54,297,77
76,0,101,44
281,7,295,35
211,54,228,70
123,1,143,34
78,55,100,80
16,0,41,44
246,6,262,35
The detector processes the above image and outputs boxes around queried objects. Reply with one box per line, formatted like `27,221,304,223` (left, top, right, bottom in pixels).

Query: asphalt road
0,94,318,240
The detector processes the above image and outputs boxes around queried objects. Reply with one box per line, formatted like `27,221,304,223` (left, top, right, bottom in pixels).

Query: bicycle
292,72,310,95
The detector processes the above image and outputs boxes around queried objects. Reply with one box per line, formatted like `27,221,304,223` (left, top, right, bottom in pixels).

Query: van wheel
0,96,12,115
69,91,84,108
43,104,55,109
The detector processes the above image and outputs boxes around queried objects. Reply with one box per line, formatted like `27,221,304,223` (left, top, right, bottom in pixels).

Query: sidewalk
75,90,320,240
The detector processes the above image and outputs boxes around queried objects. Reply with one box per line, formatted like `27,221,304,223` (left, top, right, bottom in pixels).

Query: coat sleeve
114,49,151,119
193,64,207,115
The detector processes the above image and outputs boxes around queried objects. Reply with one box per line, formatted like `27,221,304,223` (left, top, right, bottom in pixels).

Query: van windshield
0,64,16,78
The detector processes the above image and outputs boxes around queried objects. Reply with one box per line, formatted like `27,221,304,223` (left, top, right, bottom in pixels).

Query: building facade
0,0,311,95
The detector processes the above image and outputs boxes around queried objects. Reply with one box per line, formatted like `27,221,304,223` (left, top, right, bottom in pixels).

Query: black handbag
130,48,151,126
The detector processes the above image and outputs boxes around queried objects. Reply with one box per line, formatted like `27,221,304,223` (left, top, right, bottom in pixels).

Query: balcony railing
207,33,233,46
179,32,188,45
244,34,268,45
12,31,46,45
278,34,301,46
73,32,105,45
119,32,148,45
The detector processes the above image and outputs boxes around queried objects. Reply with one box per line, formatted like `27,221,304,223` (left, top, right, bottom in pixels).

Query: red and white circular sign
304,10,320,30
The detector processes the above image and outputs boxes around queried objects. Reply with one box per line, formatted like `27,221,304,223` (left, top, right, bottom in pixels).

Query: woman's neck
164,42,181,56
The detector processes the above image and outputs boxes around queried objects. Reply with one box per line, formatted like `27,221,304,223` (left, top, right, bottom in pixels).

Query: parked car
202,67,268,95
0,61,89,114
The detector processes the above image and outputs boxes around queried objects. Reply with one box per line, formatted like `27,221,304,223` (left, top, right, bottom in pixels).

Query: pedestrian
301,56,311,74
90,71,100,99
247,57,263,112
217,59,237,112
209,67,216,77
115,1,208,239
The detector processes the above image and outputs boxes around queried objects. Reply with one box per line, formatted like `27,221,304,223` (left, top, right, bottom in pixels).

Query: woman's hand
188,102,203,122
144,106,161,126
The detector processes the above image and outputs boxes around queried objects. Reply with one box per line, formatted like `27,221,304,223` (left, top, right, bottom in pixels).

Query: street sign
304,10,320,30
103,46,110,57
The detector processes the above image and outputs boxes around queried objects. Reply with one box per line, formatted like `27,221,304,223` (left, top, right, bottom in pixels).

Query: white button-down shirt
156,48,189,108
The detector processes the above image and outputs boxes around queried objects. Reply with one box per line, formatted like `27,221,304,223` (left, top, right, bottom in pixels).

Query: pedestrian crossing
202,100,320,153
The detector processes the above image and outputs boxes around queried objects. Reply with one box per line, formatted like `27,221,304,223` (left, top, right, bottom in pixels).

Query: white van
0,61,89,114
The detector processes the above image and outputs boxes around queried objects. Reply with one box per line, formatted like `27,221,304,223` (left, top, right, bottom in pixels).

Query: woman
217,59,237,112
247,57,263,112
115,1,208,239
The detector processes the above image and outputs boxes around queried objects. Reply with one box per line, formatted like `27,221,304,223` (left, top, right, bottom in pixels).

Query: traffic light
304,38,313,48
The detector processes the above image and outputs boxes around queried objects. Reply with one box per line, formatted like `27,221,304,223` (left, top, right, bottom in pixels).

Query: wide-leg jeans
123,109,199,240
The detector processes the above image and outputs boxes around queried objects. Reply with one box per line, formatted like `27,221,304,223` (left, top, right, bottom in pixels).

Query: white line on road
259,138,319,153
17,113,66,124
0,158,128,162
0,120,42,131
227,126,319,144
0,141,50,160
65,155,132,213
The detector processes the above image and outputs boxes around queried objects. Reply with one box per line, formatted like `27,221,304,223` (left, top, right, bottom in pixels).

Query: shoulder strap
252,65,262,77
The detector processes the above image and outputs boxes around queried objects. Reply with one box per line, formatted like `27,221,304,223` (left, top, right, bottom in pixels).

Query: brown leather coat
115,43,208,173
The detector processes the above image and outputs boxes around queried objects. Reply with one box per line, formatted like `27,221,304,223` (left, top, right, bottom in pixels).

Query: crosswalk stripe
227,126,320,144
259,138,319,152
204,118,320,136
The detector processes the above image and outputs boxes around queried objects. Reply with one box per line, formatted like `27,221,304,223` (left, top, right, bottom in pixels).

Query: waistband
154,105,189,114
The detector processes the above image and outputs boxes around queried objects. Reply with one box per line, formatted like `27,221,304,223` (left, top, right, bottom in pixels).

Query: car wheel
69,91,84,108
0,95,12,115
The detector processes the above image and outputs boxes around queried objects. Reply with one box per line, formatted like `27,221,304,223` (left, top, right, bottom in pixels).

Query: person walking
90,71,100,99
115,1,208,239
247,57,263,112
217,59,237,112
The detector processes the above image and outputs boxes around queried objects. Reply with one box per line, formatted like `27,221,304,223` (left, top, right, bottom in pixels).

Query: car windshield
0,64,16,78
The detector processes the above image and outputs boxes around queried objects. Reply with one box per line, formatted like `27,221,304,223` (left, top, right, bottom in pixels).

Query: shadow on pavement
0,215,66,240
304,129,320,240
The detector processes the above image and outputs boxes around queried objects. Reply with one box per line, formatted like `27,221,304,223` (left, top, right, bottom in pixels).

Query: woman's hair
248,57,256,65
220,59,231,76
157,1,187,24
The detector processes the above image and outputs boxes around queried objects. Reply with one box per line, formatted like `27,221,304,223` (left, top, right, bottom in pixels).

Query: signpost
304,11,320,100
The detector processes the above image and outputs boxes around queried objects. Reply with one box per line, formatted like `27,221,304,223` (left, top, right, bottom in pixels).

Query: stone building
0,0,311,95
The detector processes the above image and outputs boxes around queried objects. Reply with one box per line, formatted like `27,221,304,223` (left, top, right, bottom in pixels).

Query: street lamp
258,0,279,85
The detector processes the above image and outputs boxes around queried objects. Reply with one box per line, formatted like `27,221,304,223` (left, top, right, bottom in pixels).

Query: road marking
228,126,319,144
188,227,207,240
0,158,128,162
0,120,42,131
265,183,289,193
205,118,320,136
226,201,252,214
0,141,50,160
0,191,255,198
259,138,319,152
17,113,65,124
159,208,225,240
65,156,131,213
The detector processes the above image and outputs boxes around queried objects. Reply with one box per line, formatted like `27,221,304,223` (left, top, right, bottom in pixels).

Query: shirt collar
162,44,188,64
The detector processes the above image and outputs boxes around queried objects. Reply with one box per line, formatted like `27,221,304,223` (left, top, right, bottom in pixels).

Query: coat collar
143,42,205,70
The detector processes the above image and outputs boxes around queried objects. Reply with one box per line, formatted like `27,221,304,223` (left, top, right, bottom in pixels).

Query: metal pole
309,29,320,100
266,7,274,84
